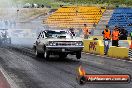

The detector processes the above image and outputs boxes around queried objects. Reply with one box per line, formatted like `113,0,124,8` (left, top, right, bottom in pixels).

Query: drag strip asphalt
0,45,132,88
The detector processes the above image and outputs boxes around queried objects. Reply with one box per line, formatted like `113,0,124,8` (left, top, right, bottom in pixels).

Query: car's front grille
56,42,75,46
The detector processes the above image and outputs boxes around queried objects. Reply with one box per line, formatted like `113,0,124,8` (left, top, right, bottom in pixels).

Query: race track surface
0,45,132,88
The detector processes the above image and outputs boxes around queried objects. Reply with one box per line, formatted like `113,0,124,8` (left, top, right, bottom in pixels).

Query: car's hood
45,38,83,42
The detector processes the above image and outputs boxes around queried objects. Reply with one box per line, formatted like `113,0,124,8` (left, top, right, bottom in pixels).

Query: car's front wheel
35,49,42,57
76,52,81,59
44,49,50,59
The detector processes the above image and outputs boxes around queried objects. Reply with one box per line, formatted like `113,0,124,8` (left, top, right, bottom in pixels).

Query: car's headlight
49,41,56,46
49,42,52,46
75,41,83,46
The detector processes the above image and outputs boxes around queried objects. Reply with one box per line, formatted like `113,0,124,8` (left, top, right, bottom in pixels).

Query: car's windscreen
45,30,71,38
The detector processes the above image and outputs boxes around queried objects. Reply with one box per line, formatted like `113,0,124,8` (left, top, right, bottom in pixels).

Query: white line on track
122,60,127,62
0,65,19,88
117,59,121,60
128,61,132,62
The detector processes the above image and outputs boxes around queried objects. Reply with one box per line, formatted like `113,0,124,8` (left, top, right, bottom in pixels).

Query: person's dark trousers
125,37,127,40
112,40,118,47
124,35,127,40
104,40,110,55
84,34,89,39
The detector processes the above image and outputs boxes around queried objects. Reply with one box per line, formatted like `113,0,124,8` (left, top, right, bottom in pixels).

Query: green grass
59,0,132,6
13,0,65,9
13,0,132,8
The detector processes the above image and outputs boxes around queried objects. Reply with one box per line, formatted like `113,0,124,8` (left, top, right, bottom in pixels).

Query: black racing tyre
76,52,81,59
35,49,42,57
44,49,50,59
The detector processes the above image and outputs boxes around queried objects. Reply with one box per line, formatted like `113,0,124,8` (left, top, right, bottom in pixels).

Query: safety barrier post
129,40,132,60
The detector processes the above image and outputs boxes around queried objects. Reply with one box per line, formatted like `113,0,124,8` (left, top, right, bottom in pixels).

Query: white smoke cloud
0,0,41,47
0,0,15,8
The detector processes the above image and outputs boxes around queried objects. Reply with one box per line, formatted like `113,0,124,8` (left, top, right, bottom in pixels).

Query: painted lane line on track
117,59,121,60
0,66,19,88
121,59,125,61
128,61,132,62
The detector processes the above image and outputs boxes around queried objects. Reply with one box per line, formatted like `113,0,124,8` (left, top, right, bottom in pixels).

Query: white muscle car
33,30,84,59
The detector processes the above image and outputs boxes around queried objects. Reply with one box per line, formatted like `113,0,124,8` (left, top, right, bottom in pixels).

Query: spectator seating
108,8,132,33
46,6,106,29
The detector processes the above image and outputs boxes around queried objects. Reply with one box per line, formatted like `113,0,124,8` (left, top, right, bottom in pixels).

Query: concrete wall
83,39,131,59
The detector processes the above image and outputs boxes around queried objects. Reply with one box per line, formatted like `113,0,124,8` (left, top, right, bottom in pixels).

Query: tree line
57,0,132,6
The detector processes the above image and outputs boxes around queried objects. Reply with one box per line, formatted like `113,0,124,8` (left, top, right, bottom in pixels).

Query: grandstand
46,6,106,29
46,6,132,36
108,8,132,33
94,10,114,35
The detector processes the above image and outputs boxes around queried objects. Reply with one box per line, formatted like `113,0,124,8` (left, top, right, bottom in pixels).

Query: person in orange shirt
82,24,89,39
112,26,120,47
102,25,111,55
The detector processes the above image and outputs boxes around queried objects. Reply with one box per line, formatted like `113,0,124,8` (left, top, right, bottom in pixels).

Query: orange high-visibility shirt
83,27,89,35
112,30,119,40
104,29,111,39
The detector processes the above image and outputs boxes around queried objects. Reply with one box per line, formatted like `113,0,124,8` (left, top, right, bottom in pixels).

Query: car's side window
37,33,41,39
41,31,45,38
44,32,47,38
44,31,48,37
37,32,42,39
40,33,43,38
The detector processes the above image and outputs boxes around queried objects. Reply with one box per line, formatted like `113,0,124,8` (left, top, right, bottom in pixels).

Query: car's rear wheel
76,52,81,59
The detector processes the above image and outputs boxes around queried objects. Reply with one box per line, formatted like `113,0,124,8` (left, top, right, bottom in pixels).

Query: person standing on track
112,26,120,47
119,28,128,40
124,29,128,40
102,25,111,55
82,24,90,39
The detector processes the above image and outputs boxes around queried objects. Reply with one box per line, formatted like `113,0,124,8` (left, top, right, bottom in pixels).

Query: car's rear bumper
46,46,84,53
